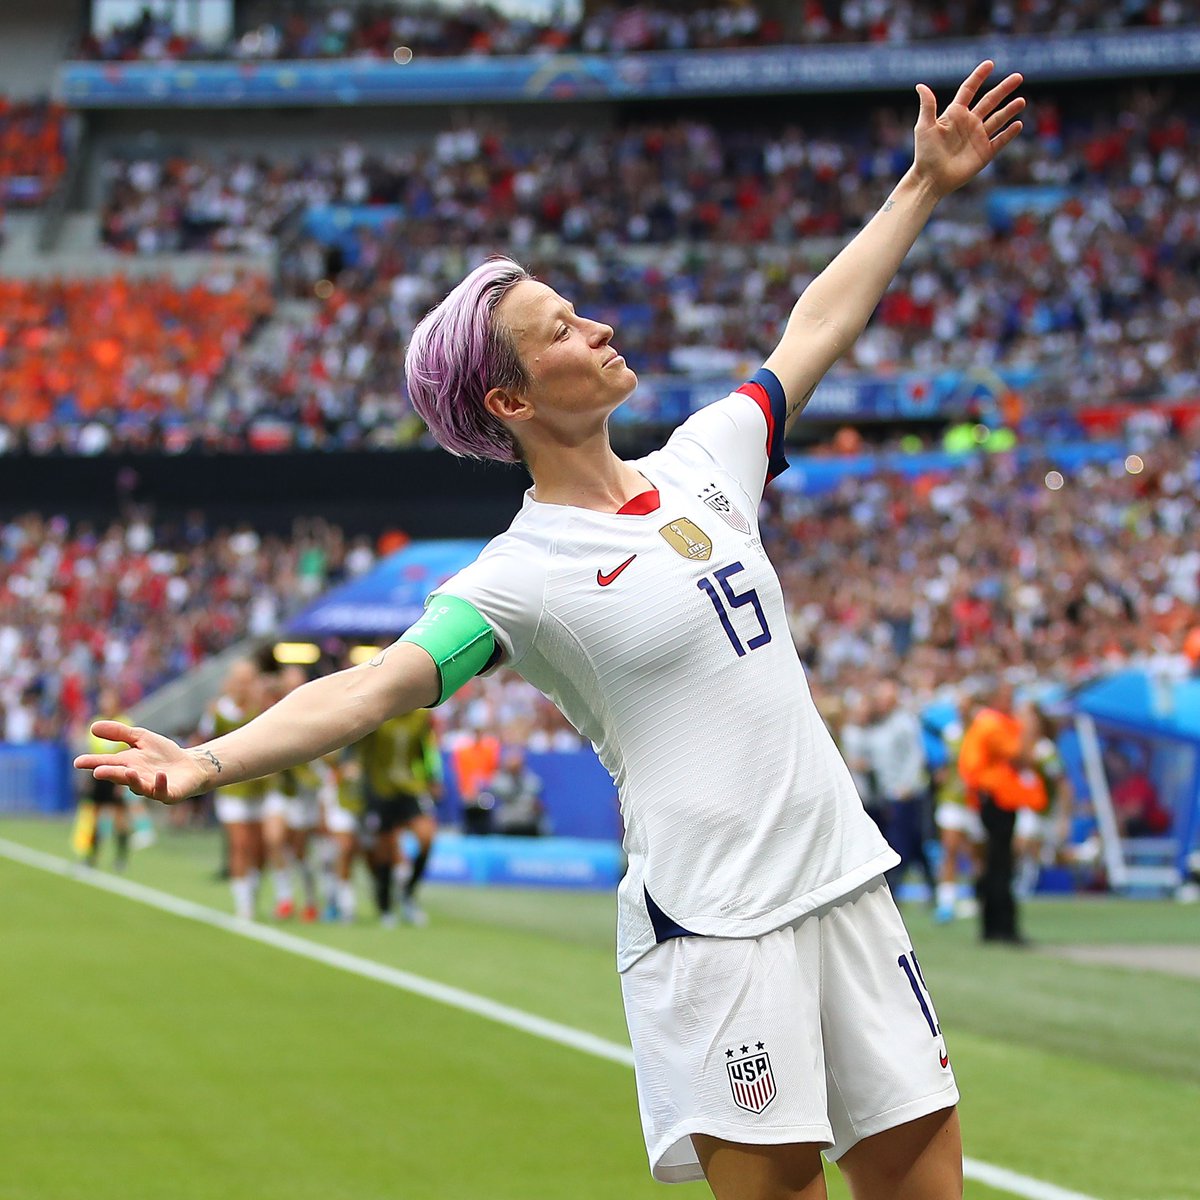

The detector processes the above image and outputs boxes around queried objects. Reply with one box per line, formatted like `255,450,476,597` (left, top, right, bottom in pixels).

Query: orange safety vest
958,707,1048,813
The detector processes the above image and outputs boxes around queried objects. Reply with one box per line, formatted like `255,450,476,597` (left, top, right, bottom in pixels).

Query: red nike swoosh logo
597,554,637,587
939,1050,949,1069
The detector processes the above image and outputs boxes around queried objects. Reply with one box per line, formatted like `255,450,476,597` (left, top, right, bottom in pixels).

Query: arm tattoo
193,748,223,775
882,198,895,212
787,382,820,421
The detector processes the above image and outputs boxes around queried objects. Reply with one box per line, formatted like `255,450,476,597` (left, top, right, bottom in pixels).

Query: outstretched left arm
764,60,1025,428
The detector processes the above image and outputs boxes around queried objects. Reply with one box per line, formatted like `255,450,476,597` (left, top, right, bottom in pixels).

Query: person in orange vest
450,718,501,835
958,680,1046,944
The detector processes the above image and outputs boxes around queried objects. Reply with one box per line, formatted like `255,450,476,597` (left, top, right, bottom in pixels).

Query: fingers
952,59,993,109
989,119,1024,155
985,97,1026,138
915,83,937,126
973,71,1024,121
90,720,137,743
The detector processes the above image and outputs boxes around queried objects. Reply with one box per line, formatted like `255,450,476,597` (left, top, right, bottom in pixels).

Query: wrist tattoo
787,382,819,420
882,198,895,212
194,748,223,775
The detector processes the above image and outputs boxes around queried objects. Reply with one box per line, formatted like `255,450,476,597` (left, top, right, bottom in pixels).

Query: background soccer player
77,61,1024,1200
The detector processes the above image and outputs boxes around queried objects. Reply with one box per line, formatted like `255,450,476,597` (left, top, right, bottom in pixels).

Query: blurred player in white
261,666,323,921
200,659,267,920
77,62,1024,1200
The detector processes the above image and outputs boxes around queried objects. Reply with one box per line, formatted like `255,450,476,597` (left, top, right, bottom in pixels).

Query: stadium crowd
442,427,1199,747
0,97,67,208
0,514,376,744
8,419,1196,748
77,0,1197,62
56,86,1197,451
0,273,272,454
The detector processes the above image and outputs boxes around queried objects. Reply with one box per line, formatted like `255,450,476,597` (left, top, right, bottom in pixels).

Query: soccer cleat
401,900,429,927
300,904,318,923
379,911,398,929
274,898,295,920
933,904,956,925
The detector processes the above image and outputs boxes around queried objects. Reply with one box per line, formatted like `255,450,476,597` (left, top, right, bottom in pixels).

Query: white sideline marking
1,837,1102,1200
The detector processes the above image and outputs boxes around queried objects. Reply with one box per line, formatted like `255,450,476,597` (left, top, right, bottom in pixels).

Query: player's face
493,281,637,425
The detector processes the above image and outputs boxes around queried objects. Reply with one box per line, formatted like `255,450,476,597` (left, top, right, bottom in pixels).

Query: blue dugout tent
286,539,487,640
1072,670,1200,891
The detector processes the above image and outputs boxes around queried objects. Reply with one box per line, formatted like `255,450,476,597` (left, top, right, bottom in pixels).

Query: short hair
404,257,531,463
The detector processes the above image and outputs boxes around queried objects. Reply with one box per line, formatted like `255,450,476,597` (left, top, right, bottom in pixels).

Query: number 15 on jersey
697,561,772,658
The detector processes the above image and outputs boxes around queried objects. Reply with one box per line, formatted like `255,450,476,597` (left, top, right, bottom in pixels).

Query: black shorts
91,778,126,808
363,793,433,837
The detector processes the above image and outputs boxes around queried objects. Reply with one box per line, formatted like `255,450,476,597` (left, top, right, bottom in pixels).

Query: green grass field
2,816,1197,1200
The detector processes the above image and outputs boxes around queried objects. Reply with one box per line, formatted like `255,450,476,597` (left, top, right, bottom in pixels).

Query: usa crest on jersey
700,484,751,534
726,1047,776,1114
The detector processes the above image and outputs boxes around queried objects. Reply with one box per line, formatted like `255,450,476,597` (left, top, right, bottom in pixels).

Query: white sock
337,879,357,920
936,881,958,910
296,861,317,908
393,862,413,894
273,868,293,904
231,876,255,921
1015,857,1039,897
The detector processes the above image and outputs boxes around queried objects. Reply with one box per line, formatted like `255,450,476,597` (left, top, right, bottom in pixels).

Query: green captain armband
400,595,497,706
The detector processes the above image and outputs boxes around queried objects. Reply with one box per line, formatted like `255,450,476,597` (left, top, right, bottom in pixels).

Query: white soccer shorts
261,790,290,821
284,793,321,831
214,793,265,825
322,801,360,836
936,801,984,841
620,877,959,1183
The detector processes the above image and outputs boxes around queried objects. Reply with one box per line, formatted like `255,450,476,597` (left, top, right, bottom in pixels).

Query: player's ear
484,385,534,427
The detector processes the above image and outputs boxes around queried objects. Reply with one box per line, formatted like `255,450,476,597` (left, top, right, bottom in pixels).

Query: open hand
74,721,211,805
913,60,1025,198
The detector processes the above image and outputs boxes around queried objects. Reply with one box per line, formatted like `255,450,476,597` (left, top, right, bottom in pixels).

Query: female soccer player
77,62,1024,1200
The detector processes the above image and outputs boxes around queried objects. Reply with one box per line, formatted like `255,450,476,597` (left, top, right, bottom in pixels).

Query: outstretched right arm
74,643,439,805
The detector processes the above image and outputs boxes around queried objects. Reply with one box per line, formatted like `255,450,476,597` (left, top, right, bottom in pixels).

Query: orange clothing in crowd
0,275,271,427
958,706,1048,813
451,734,501,801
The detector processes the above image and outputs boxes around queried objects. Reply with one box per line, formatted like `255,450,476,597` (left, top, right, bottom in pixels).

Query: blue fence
417,831,624,890
59,28,1200,108
2,739,619,841
0,743,75,814
439,748,621,843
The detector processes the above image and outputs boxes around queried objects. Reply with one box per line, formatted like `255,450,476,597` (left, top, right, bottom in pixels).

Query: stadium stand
73,0,1197,62
23,84,1182,453
0,273,272,453
0,513,376,743
6,418,1196,746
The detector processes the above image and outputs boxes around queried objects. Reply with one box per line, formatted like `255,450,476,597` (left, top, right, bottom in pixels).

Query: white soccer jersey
436,369,897,971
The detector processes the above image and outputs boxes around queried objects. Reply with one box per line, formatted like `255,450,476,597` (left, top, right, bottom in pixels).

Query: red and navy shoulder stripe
735,367,789,484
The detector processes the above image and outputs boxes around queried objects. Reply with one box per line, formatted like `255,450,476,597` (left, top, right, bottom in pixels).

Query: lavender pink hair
404,257,532,463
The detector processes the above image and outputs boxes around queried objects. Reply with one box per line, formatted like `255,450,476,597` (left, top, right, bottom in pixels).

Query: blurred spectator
484,746,549,837
867,679,935,899
1106,742,1173,837
446,718,501,833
